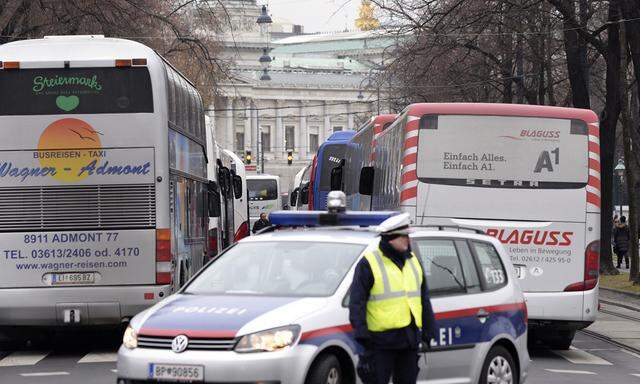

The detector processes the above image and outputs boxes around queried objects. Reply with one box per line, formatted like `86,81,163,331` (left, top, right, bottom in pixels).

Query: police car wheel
480,345,517,384
305,354,342,384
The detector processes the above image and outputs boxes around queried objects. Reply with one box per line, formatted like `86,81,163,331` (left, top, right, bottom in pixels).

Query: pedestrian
613,216,630,269
349,215,437,384
252,212,271,234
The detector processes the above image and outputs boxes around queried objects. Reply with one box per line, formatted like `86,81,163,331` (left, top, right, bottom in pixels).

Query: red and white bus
355,103,600,349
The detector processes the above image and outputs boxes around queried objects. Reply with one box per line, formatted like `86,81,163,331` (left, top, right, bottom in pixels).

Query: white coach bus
351,103,600,349
0,36,214,327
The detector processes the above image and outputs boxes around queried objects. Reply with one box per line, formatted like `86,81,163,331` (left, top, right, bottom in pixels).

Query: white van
247,174,282,228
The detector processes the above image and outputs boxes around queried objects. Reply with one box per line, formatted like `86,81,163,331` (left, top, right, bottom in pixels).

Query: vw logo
171,335,189,353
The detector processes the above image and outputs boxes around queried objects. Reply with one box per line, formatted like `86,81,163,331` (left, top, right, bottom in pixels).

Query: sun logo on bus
37,118,103,182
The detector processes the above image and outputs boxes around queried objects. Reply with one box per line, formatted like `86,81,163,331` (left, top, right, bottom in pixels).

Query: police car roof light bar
269,211,400,227
414,225,485,235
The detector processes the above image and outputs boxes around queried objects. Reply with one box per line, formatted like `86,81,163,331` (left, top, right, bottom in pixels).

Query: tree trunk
599,0,623,275
621,82,639,283
619,0,640,114
562,26,591,108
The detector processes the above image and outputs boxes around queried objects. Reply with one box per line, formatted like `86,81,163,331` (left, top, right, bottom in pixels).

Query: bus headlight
123,325,138,349
234,325,300,353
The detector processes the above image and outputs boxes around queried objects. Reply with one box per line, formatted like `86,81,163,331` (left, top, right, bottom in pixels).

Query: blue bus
308,130,356,210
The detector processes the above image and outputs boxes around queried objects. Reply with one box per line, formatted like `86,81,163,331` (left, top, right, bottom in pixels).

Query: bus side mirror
290,187,299,206
331,160,345,191
208,181,221,217
300,184,310,205
233,175,243,199
359,167,374,195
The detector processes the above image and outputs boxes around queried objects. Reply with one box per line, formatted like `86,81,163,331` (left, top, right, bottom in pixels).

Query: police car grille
137,336,237,351
0,184,156,232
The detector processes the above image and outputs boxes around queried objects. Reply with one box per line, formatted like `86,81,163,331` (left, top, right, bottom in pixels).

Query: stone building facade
211,0,394,190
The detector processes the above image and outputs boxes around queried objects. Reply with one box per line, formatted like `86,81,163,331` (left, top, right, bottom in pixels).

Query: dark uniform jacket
613,224,630,253
252,218,271,234
349,240,438,350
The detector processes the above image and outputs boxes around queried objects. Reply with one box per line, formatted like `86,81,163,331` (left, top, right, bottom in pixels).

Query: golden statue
355,0,380,31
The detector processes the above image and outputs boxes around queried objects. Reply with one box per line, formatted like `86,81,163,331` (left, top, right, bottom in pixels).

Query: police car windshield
185,241,366,297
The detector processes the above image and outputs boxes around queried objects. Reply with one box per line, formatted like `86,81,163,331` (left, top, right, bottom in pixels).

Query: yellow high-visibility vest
365,248,423,332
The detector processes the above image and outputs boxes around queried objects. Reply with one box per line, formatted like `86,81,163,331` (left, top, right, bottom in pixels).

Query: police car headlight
234,325,300,353
123,325,138,349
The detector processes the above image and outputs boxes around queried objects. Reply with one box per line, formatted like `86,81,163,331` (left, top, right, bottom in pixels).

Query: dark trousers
364,348,420,384
617,250,629,267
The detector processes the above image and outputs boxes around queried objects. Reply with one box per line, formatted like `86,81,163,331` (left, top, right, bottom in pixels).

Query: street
1,307,638,384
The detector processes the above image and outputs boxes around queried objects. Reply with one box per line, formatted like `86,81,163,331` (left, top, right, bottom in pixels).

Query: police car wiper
428,259,466,291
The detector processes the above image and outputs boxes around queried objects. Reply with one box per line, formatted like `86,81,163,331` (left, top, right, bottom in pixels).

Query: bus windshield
320,144,345,191
0,67,153,115
416,115,589,189
248,179,278,201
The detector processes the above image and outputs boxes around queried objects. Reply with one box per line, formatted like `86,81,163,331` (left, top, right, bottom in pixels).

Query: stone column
299,101,308,159
324,102,331,142
347,101,354,131
226,97,234,150
250,100,258,158
244,100,252,153
275,100,283,160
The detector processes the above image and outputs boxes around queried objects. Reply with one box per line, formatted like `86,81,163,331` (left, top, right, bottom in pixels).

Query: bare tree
0,0,227,104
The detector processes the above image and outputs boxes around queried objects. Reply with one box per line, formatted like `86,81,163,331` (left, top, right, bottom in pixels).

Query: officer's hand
356,351,375,383
419,342,431,353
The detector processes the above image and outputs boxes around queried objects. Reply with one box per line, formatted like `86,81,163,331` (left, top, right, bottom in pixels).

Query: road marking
111,369,118,373
78,352,118,364
553,347,613,365
622,349,640,359
545,369,597,375
631,373,640,377
20,372,69,377
0,351,50,367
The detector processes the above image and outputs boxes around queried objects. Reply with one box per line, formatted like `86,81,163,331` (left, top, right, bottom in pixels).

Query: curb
600,286,640,299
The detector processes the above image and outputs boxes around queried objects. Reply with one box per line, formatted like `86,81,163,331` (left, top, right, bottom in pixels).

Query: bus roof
403,103,598,124
0,36,156,62
326,130,356,142
247,174,280,180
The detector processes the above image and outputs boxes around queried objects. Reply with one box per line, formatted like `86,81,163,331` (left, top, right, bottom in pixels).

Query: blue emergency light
269,211,400,227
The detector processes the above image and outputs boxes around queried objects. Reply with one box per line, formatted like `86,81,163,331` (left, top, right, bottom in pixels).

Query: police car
117,192,529,384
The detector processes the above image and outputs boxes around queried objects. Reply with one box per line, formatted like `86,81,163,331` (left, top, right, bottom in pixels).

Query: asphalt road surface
0,328,639,383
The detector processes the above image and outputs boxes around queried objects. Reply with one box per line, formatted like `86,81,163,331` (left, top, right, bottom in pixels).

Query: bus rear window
0,67,153,115
416,115,589,189
248,179,278,201
320,144,345,190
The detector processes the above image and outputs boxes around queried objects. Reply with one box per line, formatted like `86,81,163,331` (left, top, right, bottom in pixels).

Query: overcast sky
266,0,360,33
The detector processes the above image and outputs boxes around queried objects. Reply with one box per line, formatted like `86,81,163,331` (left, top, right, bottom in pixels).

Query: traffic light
287,151,293,165
245,150,252,165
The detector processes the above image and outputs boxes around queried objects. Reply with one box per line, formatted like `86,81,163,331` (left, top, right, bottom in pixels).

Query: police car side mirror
208,181,221,218
300,184,309,205
233,175,243,199
290,188,299,206
359,166,374,195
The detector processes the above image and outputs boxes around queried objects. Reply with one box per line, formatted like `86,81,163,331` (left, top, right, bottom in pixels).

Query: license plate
513,264,527,279
51,272,95,285
149,364,204,382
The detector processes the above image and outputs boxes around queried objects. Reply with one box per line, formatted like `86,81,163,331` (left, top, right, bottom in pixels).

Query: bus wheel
306,354,342,384
480,345,517,384
547,330,574,350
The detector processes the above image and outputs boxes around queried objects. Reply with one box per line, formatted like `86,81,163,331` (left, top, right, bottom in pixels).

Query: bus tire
547,330,574,350
480,345,518,384
305,354,342,384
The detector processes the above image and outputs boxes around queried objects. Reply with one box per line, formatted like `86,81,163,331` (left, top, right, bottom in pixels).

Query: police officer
349,214,437,384
252,212,271,234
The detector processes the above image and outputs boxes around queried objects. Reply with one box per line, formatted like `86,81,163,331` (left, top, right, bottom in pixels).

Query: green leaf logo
56,95,80,112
